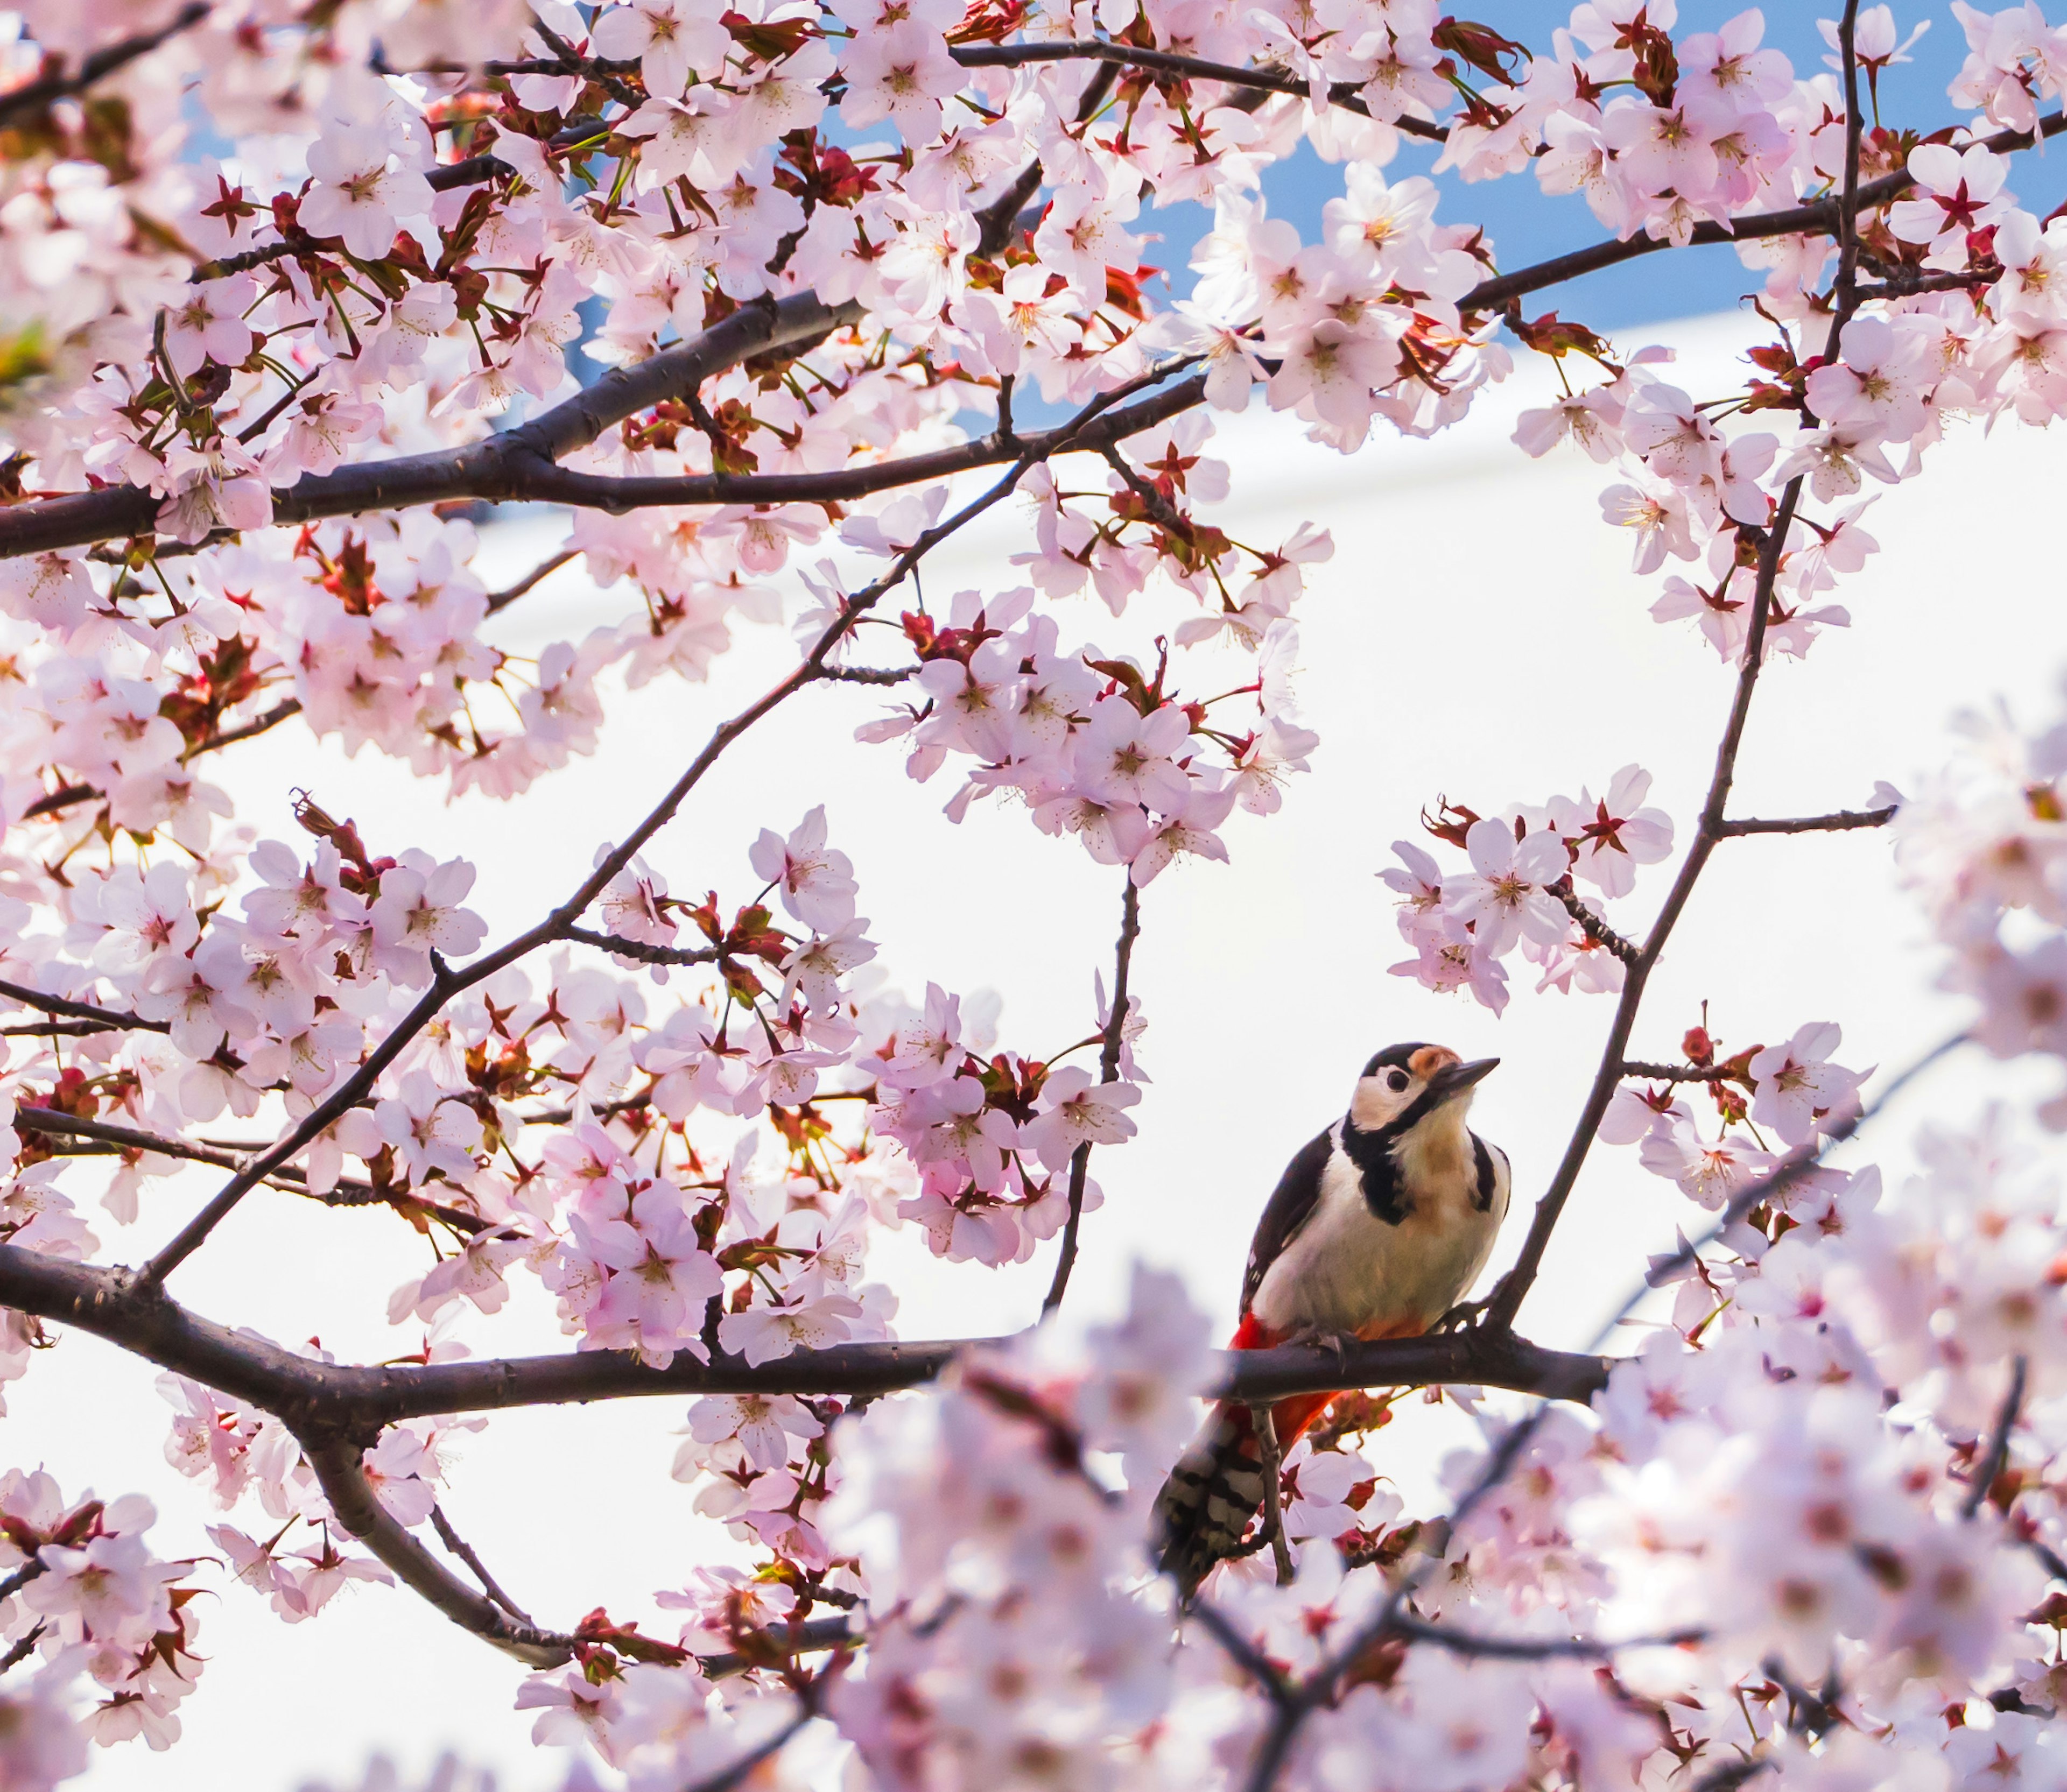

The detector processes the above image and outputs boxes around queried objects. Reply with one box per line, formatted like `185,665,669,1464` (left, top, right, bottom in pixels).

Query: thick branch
0,352,1203,563
0,1244,1610,1427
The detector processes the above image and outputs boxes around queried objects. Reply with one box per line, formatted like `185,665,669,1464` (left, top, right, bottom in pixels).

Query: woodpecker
1152,1043,1510,1600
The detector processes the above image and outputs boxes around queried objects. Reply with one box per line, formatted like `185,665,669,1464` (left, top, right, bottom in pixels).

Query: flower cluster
1899,691,2067,1121
1383,766,1673,1012
0,1470,205,1761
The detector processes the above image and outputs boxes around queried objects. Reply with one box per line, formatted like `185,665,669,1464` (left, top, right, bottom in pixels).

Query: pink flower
590,0,729,97
369,853,489,983
1021,1068,1141,1170
1443,819,1571,955
718,1290,865,1366
1888,143,2012,270
1749,1022,1865,1148
300,122,433,259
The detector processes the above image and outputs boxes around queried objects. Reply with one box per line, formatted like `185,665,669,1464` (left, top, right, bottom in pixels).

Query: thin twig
561,926,722,968
0,3,209,128
138,378,1093,1287
1388,1613,1705,1660
1620,1061,1737,1084
1488,477,1805,1331
15,1106,491,1235
0,978,165,1033
1553,884,1639,966
1964,1355,2028,1520
0,1622,46,1675
486,547,579,615
430,1503,536,1622
1041,876,1142,1314
1714,806,1897,837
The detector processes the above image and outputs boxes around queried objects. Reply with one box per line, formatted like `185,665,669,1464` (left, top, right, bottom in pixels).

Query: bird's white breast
1249,1121,1508,1341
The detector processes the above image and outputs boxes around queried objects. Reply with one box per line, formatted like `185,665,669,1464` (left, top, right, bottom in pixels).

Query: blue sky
1152,2,2010,328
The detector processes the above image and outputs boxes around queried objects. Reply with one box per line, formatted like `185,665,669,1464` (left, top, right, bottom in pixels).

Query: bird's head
1348,1042,1500,1137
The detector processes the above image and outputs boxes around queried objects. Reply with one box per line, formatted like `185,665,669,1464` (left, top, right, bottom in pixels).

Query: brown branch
0,1622,45,1675
0,978,165,1033
561,925,721,967
136,378,1091,1286
1714,806,1896,836
1620,1061,1735,1084
948,40,1446,142
429,1502,536,1622
301,1434,575,1666
0,1243,1610,1427
19,698,305,824
1387,1613,1706,1660
823,665,913,685
486,547,579,615
1041,875,1142,1314
1552,884,1638,966
1487,476,1805,1333
0,3,209,128
1964,1354,2028,1520
1461,107,2067,316
14,1106,491,1236
0,339,1201,562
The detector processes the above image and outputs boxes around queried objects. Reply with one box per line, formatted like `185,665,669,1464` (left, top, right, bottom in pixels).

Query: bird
1151,1042,1511,1601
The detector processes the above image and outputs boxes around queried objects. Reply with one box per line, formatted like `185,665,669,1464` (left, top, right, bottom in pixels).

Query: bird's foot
1285,1325,1359,1372
1433,1274,1515,1335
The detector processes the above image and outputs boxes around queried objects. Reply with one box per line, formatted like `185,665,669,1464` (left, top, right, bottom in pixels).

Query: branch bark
1041,876,1142,1314
0,2,209,128
1714,806,1897,836
1487,476,1806,1332
0,1243,1610,1428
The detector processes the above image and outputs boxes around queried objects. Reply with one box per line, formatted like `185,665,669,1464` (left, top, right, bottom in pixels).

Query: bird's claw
1433,1273,1515,1335
1288,1327,1358,1371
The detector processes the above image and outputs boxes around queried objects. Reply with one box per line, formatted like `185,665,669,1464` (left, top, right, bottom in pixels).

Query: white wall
22,308,2067,1789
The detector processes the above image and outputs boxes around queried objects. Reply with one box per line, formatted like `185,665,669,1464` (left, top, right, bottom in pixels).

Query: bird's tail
1151,1315,1336,1602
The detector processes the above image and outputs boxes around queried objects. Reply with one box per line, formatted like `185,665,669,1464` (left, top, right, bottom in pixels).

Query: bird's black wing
1240,1127,1334,1315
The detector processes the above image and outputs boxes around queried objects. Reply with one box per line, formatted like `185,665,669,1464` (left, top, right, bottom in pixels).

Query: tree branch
0,978,165,1033
1620,1061,1735,1084
1487,476,1805,1332
0,1243,1611,1427
1714,806,1897,836
134,375,1107,1286
13,1107,491,1234
1041,876,1142,1314
1552,883,1639,966
0,3,209,129
560,926,721,967
429,1502,537,1622
948,40,1446,142
1964,1354,2028,1521
1459,108,2067,316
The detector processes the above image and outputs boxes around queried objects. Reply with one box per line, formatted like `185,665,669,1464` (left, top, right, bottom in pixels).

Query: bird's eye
1386,1070,1410,1092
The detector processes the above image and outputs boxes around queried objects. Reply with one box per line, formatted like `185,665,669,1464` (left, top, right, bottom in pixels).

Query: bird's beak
1428,1057,1499,1103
